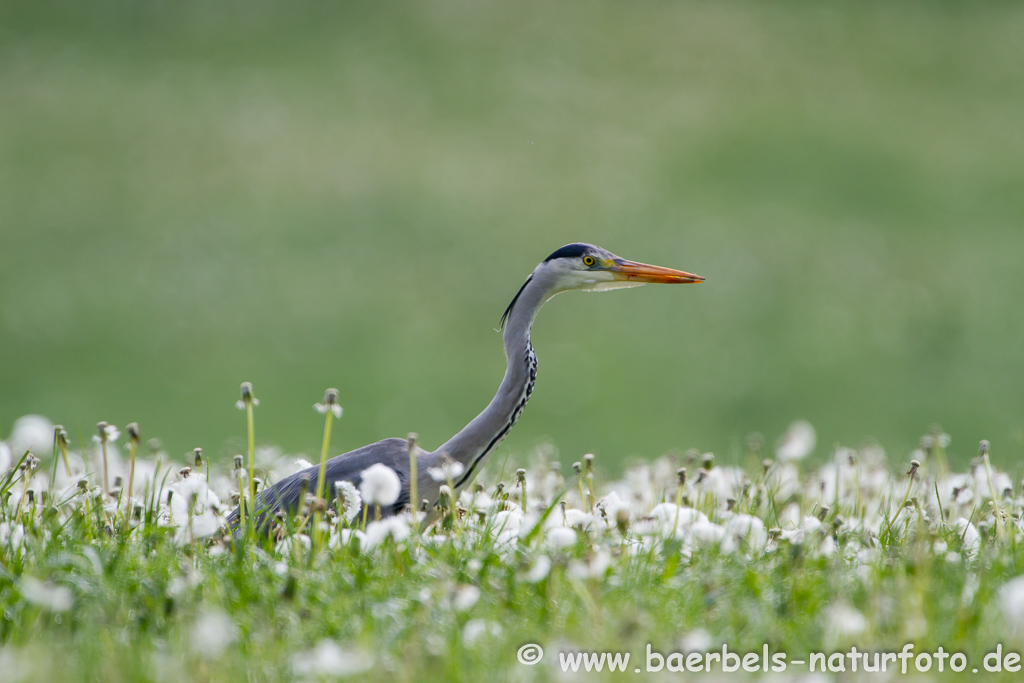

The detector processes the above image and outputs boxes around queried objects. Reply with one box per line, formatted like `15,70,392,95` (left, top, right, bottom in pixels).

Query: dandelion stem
315,411,334,503
59,431,71,478
980,442,1005,538
49,426,61,495
127,423,139,514
97,422,110,497
246,400,255,505
235,456,247,527
312,389,341,551
407,433,419,534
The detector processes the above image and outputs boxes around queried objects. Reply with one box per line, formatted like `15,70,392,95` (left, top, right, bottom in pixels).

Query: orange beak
609,259,705,284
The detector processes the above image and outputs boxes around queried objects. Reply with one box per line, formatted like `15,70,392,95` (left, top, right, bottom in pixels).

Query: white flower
427,459,465,482
922,432,951,449
359,464,401,506
776,420,816,461
721,514,768,554
545,526,577,551
8,415,54,458
767,463,801,500
334,480,362,524
191,608,238,659
678,629,713,654
291,640,373,678
462,619,502,647
293,458,314,472
998,576,1024,632
314,402,343,419
491,508,524,546
362,517,410,549
563,508,594,530
524,555,552,583
954,517,980,556
92,423,120,444
825,602,867,645
235,399,259,410
452,584,481,612
19,577,74,612
642,503,708,539
330,528,363,550
780,516,823,545
567,549,611,581
165,476,223,542
689,520,725,545
276,534,312,558
595,491,630,525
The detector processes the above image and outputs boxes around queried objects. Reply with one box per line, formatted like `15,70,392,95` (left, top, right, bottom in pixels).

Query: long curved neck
433,270,555,490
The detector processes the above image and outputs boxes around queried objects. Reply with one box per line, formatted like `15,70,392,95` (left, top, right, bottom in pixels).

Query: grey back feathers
225,438,420,529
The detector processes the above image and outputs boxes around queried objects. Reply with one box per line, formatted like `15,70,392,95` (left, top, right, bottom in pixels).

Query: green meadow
2,0,1023,469
3,4,1024,682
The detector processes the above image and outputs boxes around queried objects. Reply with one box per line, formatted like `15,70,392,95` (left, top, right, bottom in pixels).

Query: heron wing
225,438,414,530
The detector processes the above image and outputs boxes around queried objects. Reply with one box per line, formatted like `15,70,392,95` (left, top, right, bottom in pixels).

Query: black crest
544,243,590,262
499,275,532,330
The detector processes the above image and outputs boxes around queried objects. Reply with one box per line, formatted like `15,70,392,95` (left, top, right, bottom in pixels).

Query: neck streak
433,271,550,490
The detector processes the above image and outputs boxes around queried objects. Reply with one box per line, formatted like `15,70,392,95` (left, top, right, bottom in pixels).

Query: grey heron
227,243,702,528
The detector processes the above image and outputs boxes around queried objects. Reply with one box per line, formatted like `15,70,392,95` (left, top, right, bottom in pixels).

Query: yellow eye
582,255,596,267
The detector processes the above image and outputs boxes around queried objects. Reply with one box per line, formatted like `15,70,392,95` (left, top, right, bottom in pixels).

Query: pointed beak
608,259,705,284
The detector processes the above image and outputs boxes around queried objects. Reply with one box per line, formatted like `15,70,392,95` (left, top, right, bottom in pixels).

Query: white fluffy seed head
776,420,816,461
427,459,465,482
999,575,1024,632
359,464,401,506
334,480,362,523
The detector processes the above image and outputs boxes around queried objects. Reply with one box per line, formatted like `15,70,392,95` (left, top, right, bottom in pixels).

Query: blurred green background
2,0,1023,470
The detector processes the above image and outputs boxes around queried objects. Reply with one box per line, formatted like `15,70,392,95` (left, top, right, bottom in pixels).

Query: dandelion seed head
191,608,237,659
998,576,1024,632
291,640,373,679
334,480,362,524
20,577,73,612
8,415,54,458
92,422,120,444
776,420,816,462
462,619,502,647
363,517,410,549
825,602,867,646
314,403,343,418
0,442,11,474
678,628,713,654
427,458,465,482
524,555,552,583
545,526,577,551
954,517,981,556
452,584,481,612
359,464,401,506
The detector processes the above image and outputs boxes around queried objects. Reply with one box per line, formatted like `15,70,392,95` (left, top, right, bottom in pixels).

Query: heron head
500,243,703,330
541,242,704,293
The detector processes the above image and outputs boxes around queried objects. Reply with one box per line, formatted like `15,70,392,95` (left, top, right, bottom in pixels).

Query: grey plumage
226,243,703,531
225,438,429,528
